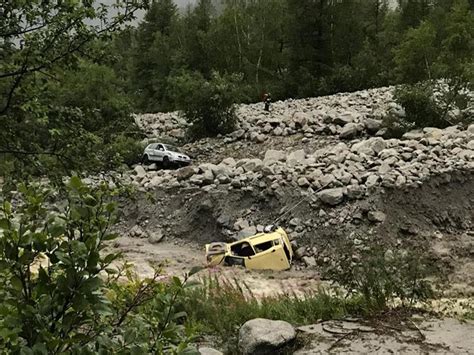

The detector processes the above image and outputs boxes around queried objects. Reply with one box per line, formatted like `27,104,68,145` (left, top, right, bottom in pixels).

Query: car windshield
164,144,181,153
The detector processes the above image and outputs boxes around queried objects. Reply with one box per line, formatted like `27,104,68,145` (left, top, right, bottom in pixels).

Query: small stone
297,177,310,187
368,211,386,223
302,256,317,267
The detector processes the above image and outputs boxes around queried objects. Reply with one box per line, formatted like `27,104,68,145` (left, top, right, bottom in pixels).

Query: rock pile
129,125,473,209
135,86,394,143
134,112,188,140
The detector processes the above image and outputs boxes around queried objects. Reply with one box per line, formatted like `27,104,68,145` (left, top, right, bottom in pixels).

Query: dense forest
1,0,473,176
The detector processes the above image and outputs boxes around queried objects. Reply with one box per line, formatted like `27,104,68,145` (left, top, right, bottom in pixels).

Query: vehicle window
157,144,164,151
254,241,273,253
231,242,255,257
164,144,181,153
148,144,156,150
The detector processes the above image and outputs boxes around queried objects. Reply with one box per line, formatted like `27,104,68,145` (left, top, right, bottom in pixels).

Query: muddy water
110,237,323,298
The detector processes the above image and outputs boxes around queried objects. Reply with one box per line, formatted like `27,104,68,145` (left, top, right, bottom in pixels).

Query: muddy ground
112,143,473,352
116,169,473,295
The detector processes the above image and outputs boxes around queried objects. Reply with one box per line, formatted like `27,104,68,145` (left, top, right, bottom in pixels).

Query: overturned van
205,227,293,271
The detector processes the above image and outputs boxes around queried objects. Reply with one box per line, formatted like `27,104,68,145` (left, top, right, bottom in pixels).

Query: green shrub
169,71,243,140
323,242,437,314
394,83,447,128
106,135,145,168
0,178,196,353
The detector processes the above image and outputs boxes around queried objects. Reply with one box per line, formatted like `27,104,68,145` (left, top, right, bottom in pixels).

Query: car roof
230,228,287,246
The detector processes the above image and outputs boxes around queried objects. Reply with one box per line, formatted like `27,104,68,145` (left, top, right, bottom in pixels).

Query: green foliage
0,1,146,177
394,21,437,83
395,83,446,128
0,179,197,353
324,242,437,314
170,71,244,139
183,276,362,351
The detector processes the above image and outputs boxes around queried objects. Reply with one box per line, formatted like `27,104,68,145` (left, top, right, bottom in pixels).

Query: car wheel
142,155,150,165
162,156,170,169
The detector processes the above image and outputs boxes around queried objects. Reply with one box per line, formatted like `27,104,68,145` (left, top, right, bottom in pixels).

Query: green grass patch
182,276,365,350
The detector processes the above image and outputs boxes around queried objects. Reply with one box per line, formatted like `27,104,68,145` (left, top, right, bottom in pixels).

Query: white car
142,143,191,167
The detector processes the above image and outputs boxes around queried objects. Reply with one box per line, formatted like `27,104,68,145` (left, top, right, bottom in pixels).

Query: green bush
323,242,437,314
395,83,447,128
169,71,243,140
0,178,196,353
106,135,145,168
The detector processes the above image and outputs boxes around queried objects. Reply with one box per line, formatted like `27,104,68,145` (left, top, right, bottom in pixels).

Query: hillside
106,86,474,299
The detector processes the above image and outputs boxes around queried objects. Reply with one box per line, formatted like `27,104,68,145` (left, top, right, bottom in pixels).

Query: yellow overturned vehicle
205,227,293,271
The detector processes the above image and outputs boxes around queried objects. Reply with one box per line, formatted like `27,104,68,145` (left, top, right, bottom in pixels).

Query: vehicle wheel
142,155,150,165
162,156,170,169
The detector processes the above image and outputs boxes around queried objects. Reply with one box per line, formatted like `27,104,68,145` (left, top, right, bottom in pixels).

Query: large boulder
242,159,264,172
264,150,286,165
176,166,195,181
317,188,344,206
333,112,354,126
134,165,147,179
287,149,306,167
238,318,296,355
364,118,383,134
293,112,310,128
339,123,362,139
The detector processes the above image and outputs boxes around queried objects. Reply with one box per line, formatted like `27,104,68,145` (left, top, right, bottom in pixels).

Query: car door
155,144,165,161
244,239,291,271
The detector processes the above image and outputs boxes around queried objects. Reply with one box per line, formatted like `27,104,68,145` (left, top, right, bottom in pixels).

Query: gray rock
201,169,215,185
287,149,306,167
379,148,398,159
297,177,310,187
264,150,286,165
232,129,245,139
129,225,147,239
222,157,237,166
289,218,301,227
365,174,379,188
176,166,195,181
368,211,387,223
333,113,353,126
273,127,283,136
295,247,307,259
468,124,474,135
242,159,264,172
134,165,147,178
403,131,424,140
148,230,164,244
238,318,296,355
302,256,317,267
293,112,310,128
318,188,344,206
238,226,257,239
234,218,250,231
339,123,361,139
346,184,365,199
365,118,383,133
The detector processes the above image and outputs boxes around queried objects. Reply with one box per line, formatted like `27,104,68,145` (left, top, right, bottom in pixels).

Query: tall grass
181,275,364,348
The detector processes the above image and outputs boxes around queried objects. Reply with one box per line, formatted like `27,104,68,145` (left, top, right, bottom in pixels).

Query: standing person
263,93,272,112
